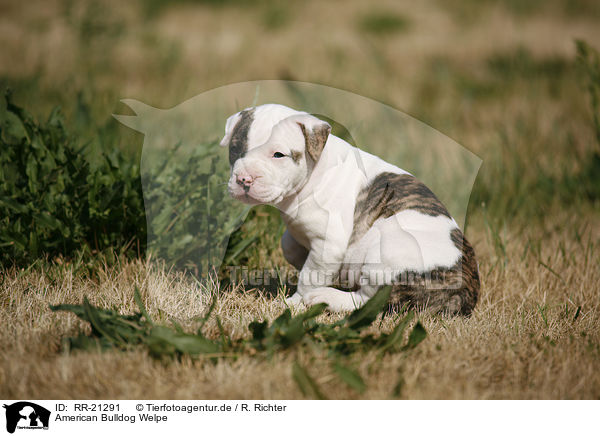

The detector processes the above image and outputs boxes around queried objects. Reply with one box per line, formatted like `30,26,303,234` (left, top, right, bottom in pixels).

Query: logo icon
3,402,50,434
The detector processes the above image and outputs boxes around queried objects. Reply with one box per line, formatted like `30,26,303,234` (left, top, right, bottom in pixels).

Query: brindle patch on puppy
296,122,331,163
350,173,450,245
349,172,479,316
290,150,303,164
227,108,255,166
386,229,480,316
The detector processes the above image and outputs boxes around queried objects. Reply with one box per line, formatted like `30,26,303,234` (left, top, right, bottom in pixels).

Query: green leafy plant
51,286,427,397
0,92,265,274
142,140,247,275
0,91,146,266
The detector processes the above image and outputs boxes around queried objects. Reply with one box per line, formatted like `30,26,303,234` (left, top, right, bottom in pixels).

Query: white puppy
221,104,479,315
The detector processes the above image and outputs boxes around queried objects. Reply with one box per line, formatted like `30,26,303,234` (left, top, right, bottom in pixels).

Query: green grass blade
402,321,427,350
332,362,366,394
297,303,327,321
379,311,415,354
149,326,221,355
133,287,154,326
82,297,122,347
49,303,86,318
292,362,327,400
346,285,392,330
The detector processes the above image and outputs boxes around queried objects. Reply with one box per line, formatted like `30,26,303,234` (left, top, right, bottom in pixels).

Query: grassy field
1,0,600,399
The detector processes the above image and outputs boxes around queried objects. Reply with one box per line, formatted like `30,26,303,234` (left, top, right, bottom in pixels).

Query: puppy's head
220,104,306,166
226,113,331,205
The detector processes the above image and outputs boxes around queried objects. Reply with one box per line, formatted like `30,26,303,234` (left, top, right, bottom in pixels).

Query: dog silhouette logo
3,402,50,433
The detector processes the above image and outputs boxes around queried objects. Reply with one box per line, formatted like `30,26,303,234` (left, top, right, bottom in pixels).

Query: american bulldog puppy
221,104,479,315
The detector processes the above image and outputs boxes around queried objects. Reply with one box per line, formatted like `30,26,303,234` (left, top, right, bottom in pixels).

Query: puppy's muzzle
236,174,254,193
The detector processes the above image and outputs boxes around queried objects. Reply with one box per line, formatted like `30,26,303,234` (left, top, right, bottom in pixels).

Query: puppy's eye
273,152,285,158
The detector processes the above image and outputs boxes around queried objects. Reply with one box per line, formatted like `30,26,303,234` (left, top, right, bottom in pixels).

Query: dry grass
1,210,599,399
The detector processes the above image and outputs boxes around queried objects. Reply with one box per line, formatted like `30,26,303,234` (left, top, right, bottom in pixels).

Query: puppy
221,104,479,315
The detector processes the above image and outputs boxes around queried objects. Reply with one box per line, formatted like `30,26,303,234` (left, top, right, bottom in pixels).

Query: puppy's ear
296,118,331,162
219,112,242,147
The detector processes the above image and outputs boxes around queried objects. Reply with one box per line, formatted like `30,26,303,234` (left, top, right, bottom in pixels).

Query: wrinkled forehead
224,104,306,166
237,115,307,161
246,104,306,149
245,115,276,151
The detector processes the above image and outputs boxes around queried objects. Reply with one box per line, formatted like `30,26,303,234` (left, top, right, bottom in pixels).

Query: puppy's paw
285,292,305,309
303,288,365,312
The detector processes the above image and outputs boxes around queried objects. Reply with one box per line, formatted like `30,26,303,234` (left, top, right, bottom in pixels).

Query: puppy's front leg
281,229,308,270
285,248,337,307
287,249,367,312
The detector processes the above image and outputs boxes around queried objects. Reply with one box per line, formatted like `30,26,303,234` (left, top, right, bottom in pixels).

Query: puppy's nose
236,174,254,192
